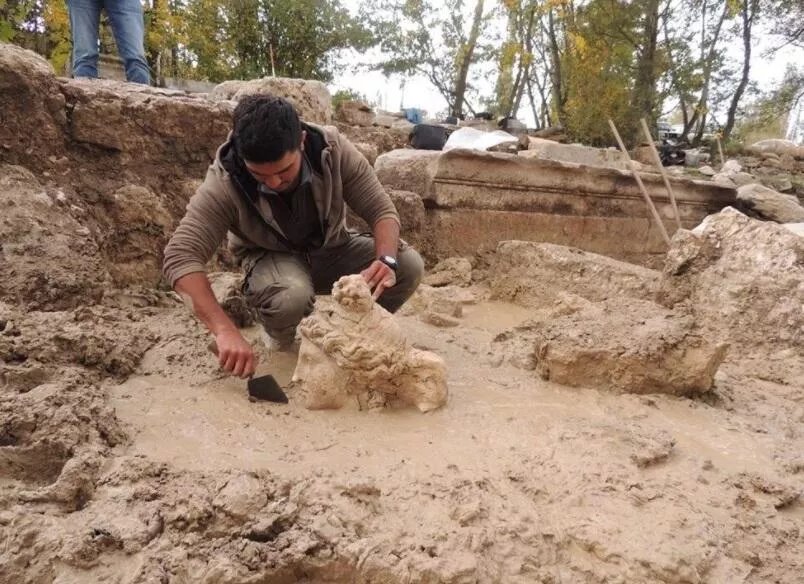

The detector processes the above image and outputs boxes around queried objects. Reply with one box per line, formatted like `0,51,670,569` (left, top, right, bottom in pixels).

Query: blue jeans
66,0,150,84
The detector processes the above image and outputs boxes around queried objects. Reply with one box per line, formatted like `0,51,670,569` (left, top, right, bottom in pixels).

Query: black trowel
208,341,289,403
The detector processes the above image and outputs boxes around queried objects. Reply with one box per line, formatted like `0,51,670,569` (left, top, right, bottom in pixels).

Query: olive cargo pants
243,234,424,346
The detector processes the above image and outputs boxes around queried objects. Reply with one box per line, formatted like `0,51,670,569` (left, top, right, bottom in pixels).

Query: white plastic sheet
443,127,519,152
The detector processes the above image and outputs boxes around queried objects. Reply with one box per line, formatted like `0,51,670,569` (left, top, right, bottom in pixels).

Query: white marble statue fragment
292,275,448,412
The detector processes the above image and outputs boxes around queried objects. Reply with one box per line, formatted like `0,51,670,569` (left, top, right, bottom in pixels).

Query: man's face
244,131,306,193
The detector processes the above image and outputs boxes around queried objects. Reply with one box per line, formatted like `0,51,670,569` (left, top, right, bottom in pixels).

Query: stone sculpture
292,275,448,412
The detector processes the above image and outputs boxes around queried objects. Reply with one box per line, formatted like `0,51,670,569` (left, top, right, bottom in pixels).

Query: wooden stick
640,118,682,230
716,133,725,166
607,119,671,246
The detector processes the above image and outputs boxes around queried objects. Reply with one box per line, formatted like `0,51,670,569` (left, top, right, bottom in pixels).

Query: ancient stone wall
376,148,737,266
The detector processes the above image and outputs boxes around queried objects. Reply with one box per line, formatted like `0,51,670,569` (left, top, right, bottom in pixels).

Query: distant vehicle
657,121,681,141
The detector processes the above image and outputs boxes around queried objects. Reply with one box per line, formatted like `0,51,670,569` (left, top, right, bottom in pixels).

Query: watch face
380,255,398,268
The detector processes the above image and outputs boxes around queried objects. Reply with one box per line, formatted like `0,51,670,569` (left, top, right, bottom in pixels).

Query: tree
167,0,374,82
550,0,673,145
494,0,539,119
767,0,803,49
722,0,760,139
732,65,804,141
1,0,69,70
372,0,493,118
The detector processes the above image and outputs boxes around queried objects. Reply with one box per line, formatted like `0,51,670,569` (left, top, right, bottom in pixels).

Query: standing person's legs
311,234,424,313
66,0,103,78
243,252,315,347
104,0,151,84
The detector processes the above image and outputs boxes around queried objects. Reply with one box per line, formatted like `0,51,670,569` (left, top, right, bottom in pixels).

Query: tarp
443,127,518,152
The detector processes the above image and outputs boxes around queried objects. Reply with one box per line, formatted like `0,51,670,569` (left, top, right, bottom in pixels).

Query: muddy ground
1,268,802,583
1,43,803,584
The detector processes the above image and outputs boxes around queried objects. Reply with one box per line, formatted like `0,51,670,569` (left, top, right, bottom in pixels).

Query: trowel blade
247,374,289,403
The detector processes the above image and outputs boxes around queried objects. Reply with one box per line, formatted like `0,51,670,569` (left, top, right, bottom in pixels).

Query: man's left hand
361,260,397,300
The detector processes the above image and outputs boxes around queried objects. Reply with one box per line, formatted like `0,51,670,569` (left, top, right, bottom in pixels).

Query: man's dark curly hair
232,94,302,163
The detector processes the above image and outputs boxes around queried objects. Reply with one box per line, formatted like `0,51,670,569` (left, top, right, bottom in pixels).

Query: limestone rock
736,183,804,223
747,139,804,159
212,473,268,520
208,272,254,328
495,299,727,396
722,159,742,173
424,257,473,287
374,149,441,198
374,112,400,128
336,123,409,155
657,207,804,350
487,241,658,307
99,185,173,287
353,142,379,166
0,43,67,167
712,173,735,187
346,189,424,240
699,165,716,176
294,275,448,412
0,165,109,310
524,138,629,170
767,176,794,193
392,119,415,133
231,77,332,123
336,100,375,126
389,190,425,233
399,284,477,318
379,147,735,265
207,79,246,101
632,145,655,166
730,171,756,187
60,78,231,170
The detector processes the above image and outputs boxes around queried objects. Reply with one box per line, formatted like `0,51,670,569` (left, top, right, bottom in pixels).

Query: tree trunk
510,5,537,118
546,8,566,126
452,0,485,118
723,0,758,139
628,0,661,144
686,1,728,142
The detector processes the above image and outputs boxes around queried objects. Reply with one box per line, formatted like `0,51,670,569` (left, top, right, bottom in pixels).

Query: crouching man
163,95,424,378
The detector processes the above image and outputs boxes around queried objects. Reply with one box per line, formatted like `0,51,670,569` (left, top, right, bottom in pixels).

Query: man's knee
380,247,424,313
246,276,314,329
397,247,424,290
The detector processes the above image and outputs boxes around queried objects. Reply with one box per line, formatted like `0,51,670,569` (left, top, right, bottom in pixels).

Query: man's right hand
174,273,258,380
214,328,257,379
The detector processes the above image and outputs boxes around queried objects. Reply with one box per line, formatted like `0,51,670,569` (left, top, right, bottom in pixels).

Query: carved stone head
293,275,448,412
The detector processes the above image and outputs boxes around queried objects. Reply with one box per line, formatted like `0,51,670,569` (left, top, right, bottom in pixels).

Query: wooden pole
716,133,725,166
607,119,672,246
639,118,683,230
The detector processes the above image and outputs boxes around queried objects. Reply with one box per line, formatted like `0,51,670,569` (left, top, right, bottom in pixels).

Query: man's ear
300,130,307,150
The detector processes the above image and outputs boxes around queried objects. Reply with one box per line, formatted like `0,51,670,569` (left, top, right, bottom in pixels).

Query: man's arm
175,272,256,379
361,217,400,299
163,169,256,378
335,133,403,298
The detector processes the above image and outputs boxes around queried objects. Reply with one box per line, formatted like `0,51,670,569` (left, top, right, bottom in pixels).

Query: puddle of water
461,301,533,333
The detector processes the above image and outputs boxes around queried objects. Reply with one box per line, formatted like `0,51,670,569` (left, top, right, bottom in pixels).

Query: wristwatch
378,255,398,271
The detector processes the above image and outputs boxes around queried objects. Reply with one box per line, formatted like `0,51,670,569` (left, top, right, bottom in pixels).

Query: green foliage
3,0,373,83
171,0,375,83
732,65,804,143
0,0,32,42
44,0,70,73
332,88,368,108
555,0,666,145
